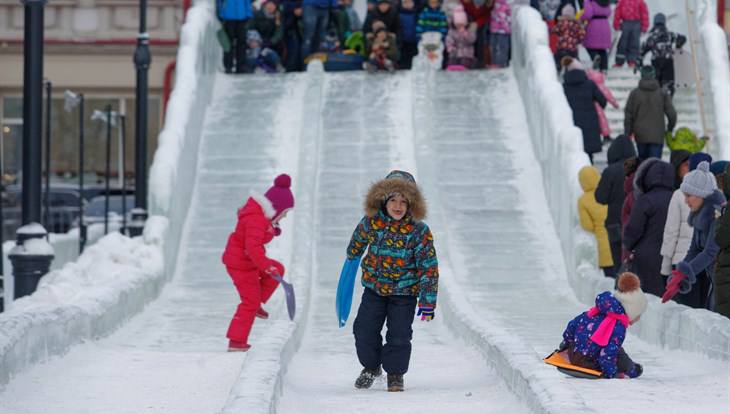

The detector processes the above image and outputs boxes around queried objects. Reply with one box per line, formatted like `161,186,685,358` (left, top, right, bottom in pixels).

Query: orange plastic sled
544,350,602,379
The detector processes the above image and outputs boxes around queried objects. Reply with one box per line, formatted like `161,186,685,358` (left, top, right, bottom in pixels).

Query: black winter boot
387,373,404,392
354,367,382,389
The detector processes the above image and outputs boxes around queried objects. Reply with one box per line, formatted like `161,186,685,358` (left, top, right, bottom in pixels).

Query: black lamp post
130,0,150,237
10,0,54,300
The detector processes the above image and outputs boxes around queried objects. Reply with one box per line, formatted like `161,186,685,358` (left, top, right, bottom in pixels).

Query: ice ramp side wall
512,5,730,361
148,0,221,280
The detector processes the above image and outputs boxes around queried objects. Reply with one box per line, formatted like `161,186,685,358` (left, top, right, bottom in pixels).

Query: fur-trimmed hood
364,177,427,221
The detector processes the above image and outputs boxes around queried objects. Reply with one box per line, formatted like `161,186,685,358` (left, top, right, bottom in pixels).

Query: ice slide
1,68,728,413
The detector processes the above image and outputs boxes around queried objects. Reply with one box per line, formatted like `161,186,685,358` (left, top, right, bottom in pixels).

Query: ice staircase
603,67,712,141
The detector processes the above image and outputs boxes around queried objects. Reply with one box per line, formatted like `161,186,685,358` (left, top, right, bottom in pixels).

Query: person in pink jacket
446,6,477,69
221,174,295,352
488,0,511,68
613,0,649,68
586,68,619,144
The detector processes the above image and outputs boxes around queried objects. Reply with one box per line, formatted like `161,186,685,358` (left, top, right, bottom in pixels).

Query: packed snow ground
1,68,729,413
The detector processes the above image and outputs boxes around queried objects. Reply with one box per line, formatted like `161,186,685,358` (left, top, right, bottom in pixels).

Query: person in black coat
623,158,675,296
562,61,607,164
363,0,401,35
595,134,637,275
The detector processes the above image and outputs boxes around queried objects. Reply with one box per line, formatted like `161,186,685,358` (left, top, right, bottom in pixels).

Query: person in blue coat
217,0,255,73
664,161,726,310
561,58,607,164
559,272,646,378
399,0,419,69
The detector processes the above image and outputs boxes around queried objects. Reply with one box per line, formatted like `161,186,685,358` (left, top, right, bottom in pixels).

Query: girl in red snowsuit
221,174,294,351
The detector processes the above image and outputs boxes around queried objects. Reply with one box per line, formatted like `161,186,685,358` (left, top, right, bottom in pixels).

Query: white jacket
659,189,693,275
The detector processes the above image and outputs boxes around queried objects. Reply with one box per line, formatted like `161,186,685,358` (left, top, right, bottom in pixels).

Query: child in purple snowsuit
580,0,612,72
558,272,647,378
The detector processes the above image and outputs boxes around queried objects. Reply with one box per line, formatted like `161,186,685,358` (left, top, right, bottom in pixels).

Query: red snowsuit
221,196,285,344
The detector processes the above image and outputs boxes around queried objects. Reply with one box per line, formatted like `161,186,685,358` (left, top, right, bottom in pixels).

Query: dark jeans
490,33,510,67
244,49,282,72
587,48,608,71
653,57,676,96
475,24,489,67
616,20,641,65
636,142,663,160
285,31,304,72
399,42,418,70
222,20,249,73
353,288,417,375
301,5,330,60
568,345,635,374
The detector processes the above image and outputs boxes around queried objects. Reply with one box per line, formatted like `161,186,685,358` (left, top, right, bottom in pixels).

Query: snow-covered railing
645,0,730,160
147,0,220,279
512,5,730,361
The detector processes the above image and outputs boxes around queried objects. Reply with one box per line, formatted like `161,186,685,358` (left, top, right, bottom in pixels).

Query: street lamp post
10,0,54,300
130,0,150,237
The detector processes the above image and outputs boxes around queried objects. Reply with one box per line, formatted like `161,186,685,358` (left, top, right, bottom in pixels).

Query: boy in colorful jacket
344,170,439,392
613,0,649,68
221,174,294,352
416,0,449,40
559,272,647,378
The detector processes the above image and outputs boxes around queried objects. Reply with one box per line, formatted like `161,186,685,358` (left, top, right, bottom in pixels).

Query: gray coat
624,79,677,145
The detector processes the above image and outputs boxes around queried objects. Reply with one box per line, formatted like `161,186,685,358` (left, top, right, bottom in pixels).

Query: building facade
0,0,184,184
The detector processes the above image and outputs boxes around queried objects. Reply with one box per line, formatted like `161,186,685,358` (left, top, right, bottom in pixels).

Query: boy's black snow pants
353,287,417,375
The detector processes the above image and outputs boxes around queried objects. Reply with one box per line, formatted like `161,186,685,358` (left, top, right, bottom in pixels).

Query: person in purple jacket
558,272,647,378
580,0,612,72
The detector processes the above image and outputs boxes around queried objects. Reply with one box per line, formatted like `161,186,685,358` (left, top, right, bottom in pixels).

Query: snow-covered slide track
276,72,531,413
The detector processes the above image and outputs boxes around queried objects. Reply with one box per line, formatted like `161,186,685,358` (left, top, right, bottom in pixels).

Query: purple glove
417,306,435,322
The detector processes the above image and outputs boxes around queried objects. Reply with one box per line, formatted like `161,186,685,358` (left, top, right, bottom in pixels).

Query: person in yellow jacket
579,166,615,277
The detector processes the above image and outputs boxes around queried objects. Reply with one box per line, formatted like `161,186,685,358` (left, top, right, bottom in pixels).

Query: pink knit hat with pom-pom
453,6,468,27
264,174,295,219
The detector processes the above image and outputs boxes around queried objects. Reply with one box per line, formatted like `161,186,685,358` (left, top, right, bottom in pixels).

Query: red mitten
265,260,285,278
661,270,687,303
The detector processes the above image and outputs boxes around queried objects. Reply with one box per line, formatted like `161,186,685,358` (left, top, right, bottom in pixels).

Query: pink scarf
586,307,630,346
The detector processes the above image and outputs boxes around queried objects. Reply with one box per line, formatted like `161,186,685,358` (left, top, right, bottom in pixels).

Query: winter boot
387,373,404,392
384,60,396,73
256,307,269,319
354,367,382,389
228,340,251,352
363,61,377,73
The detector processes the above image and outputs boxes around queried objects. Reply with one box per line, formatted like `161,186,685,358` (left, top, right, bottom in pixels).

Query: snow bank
2,222,121,308
148,0,220,279
512,6,730,361
0,225,166,386
220,62,323,414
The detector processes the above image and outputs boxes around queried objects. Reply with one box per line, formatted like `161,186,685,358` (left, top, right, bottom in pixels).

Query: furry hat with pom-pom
614,272,648,323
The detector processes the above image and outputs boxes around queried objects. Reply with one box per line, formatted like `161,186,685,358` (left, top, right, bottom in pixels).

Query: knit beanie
670,149,692,170
384,170,417,202
680,161,717,198
453,7,468,27
264,174,295,220
640,65,656,80
710,160,729,176
689,152,713,171
654,13,666,26
246,30,262,44
613,272,648,323
562,5,575,17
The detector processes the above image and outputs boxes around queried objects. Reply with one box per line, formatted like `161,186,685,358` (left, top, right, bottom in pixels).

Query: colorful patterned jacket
551,17,585,51
346,211,439,307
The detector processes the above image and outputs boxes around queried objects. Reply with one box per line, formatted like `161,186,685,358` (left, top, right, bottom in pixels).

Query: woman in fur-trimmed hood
341,170,439,393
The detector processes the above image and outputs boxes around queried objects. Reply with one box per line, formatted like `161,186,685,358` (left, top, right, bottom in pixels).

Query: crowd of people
215,0,512,73
539,2,730,318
